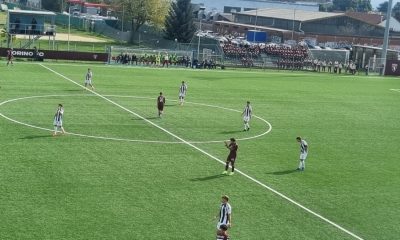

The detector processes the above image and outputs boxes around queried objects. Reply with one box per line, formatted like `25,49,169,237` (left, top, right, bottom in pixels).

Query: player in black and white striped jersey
241,101,252,131
296,136,308,171
84,68,95,90
216,195,232,230
178,81,188,106
53,104,65,136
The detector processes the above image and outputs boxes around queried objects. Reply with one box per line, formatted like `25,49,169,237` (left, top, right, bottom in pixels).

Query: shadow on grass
64,89,82,92
190,174,228,181
20,135,53,139
266,169,297,175
220,130,244,134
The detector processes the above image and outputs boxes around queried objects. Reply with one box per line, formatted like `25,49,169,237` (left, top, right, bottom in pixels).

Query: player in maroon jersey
6,48,13,66
223,138,238,175
157,92,166,118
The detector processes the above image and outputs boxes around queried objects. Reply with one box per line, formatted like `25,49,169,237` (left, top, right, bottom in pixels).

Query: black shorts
226,156,236,163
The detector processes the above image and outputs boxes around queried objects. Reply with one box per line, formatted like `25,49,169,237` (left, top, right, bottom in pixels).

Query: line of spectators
112,52,192,68
222,42,308,59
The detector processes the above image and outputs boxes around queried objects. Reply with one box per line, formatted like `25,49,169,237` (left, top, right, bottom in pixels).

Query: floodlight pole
68,6,71,51
291,8,296,40
122,4,125,32
381,0,393,76
197,19,202,61
253,8,258,43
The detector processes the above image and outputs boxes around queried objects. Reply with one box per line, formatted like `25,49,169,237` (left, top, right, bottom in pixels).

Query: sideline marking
390,89,400,92
39,63,364,240
0,94,271,144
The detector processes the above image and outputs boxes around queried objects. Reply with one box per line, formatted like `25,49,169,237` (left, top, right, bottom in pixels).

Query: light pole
68,6,71,51
381,0,393,75
139,30,146,48
253,8,258,43
121,4,125,32
197,19,202,61
291,8,296,40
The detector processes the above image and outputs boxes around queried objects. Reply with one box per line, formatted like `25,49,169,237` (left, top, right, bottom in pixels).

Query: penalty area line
39,63,364,240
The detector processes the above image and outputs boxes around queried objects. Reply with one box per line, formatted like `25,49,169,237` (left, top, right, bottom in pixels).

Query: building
26,0,41,9
213,8,400,46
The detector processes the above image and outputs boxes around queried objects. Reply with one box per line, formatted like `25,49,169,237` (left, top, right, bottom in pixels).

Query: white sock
246,123,250,129
244,123,247,129
299,160,303,169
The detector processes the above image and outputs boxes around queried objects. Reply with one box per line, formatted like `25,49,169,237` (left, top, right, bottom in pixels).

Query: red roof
67,0,109,8
84,2,109,8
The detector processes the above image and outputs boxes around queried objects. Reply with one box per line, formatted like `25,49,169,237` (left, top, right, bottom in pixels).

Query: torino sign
12,50,45,57
0,48,108,62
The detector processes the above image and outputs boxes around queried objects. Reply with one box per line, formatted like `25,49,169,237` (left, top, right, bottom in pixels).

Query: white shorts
179,93,186,98
243,116,250,122
300,152,308,160
53,119,62,127
85,79,92,84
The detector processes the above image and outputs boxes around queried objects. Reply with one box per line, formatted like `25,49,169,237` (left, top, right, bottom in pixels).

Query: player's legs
223,160,230,174
60,125,66,134
53,125,58,136
297,159,304,170
229,160,235,175
158,106,163,117
243,116,250,131
298,153,307,171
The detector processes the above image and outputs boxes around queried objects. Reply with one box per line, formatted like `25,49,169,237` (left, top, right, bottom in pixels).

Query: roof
67,0,109,8
379,16,400,32
345,12,382,25
235,8,343,22
8,9,56,16
214,20,292,33
353,44,399,52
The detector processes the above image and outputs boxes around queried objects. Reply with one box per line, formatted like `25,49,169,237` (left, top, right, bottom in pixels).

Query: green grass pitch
0,62,399,239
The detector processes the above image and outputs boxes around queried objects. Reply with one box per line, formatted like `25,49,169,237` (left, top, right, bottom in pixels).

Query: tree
377,1,388,12
392,2,400,22
331,0,371,12
377,1,400,22
164,0,195,43
42,0,62,12
115,0,170,43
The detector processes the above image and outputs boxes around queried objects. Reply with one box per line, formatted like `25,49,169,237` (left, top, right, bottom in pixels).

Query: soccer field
0,63,399,239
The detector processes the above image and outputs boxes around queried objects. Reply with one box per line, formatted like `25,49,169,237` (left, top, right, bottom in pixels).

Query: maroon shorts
158,104,164,111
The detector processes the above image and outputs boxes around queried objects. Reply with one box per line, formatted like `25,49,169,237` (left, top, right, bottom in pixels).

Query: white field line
0,94,271,144
40,63,364,240
390,89,400,92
